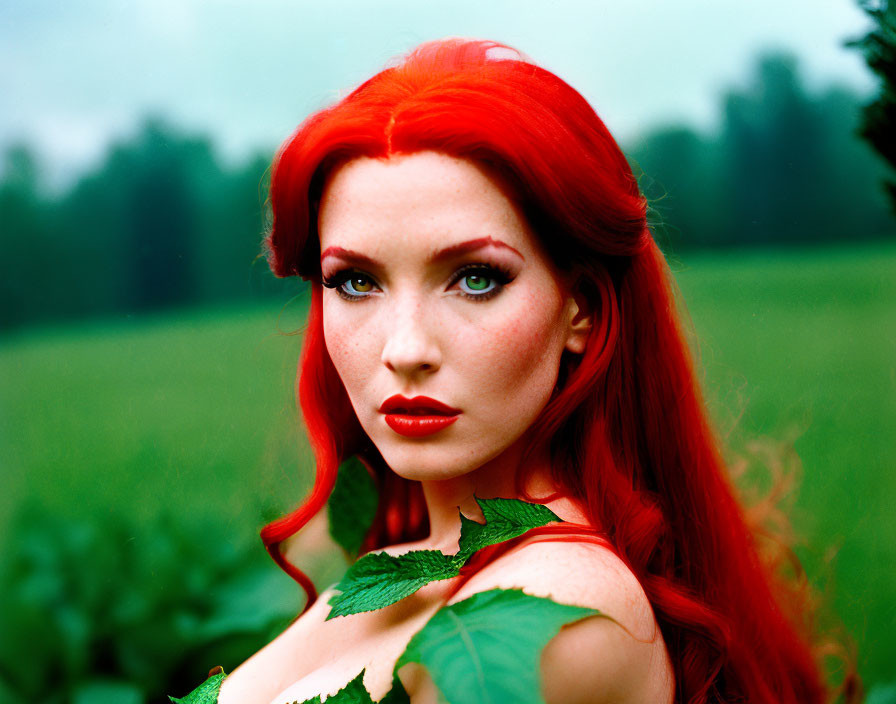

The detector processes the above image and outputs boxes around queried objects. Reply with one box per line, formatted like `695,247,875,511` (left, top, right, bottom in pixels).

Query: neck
418,439,565,553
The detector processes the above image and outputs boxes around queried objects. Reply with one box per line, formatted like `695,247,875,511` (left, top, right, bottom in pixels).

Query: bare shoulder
449,539,674,704
449,539,652,637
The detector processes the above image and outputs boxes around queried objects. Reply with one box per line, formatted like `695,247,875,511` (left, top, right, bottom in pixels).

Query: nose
380,297,442,378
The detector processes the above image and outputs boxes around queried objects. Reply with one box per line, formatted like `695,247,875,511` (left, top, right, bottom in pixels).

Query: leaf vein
446,608,490,704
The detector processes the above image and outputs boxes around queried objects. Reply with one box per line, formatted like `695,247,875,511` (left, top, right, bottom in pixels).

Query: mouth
382,413,459,437
378,395,461,416
379,395,461,437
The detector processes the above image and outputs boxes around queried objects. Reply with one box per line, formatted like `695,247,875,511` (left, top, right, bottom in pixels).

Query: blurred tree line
0,118,296,331
630,51,893,250
1,52,893,331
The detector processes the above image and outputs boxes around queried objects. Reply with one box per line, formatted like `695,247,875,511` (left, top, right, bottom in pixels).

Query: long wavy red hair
259,39,833,704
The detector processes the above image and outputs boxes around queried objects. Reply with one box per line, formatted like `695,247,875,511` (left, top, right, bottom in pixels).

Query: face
317,151,589,483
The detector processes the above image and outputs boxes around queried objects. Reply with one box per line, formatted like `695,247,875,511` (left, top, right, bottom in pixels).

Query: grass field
2,241,894,688
674,243,896,688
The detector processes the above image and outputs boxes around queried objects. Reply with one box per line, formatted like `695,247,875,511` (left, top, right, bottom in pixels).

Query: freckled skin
219,153,672,704
318,151,585,483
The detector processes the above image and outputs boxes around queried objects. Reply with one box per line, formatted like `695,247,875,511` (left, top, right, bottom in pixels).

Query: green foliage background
1,243,893,701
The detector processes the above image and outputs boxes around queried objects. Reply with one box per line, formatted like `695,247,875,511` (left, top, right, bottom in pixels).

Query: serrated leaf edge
289,668,411,704
167,671,227,703
326,497,561,619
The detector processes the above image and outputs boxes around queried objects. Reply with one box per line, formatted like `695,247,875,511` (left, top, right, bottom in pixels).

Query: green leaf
396,589,598,704
320,669,371,703
327,550,457,619
455,498,560,563
168,671,226,704
326,497,561,619
291,670,410,704
328,457,379,558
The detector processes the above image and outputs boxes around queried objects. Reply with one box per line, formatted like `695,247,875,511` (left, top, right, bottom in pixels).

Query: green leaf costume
396,589,598,704
326,497,560,619
169,497,600,704
168,670,226,704
286,671,412,703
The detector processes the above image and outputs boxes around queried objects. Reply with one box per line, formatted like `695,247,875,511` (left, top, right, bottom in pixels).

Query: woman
205,39,833,703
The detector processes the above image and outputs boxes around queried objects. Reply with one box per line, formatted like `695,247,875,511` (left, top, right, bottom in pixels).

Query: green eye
453,264,511,300
464,274,491,291
457,271,499,297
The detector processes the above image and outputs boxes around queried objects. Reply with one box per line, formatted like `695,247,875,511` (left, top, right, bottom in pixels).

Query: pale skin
219,152,674,704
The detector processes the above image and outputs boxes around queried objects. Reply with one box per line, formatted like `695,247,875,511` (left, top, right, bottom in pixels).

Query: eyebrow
320,236,525,269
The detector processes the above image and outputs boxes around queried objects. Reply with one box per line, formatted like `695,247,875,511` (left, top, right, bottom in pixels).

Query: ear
563,283,593,355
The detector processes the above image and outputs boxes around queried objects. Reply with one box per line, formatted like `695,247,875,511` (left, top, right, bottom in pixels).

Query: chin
374,429,516,485
367,431,470,480
379,447,481,483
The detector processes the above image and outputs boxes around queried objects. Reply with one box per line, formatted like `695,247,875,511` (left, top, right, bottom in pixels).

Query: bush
0,505,301,703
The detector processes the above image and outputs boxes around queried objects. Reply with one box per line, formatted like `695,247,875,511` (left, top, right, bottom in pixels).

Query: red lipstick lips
379,395,461,437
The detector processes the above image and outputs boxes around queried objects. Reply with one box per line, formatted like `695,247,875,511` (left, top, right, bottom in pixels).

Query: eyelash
321,263,515,303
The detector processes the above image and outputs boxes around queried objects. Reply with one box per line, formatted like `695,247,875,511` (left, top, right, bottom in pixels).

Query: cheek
467,288,566,400
322,303,371,395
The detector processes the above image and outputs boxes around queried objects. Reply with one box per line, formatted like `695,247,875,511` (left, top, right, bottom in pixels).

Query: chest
267,581,455,703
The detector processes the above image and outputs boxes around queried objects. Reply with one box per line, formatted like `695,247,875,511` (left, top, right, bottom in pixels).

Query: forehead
317,151,539,258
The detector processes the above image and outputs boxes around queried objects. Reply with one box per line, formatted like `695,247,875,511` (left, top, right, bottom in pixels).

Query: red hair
260,39,833,703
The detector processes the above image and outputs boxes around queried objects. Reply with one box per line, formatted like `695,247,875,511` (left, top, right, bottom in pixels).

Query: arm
540,612,674,704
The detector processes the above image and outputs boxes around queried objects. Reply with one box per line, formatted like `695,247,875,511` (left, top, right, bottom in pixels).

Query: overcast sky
0,0,875,187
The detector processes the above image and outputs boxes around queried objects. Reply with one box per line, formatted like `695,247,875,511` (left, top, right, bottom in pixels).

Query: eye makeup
321,269,378,301
448,263,514,302
321,261,517,303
